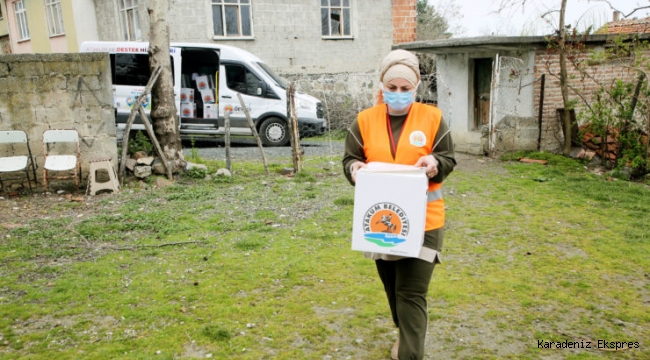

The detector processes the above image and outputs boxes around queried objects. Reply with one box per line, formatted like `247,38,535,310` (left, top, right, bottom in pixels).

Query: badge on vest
409,131,427,147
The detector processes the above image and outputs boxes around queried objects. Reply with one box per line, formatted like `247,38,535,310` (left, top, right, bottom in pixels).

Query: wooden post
286,83,302,172
537,74,545,151
237,93,269,175
119,66,162,185
224,111,232,172
138,106,173,181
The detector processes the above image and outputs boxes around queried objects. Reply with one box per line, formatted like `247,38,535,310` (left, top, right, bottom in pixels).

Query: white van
79,41,326,146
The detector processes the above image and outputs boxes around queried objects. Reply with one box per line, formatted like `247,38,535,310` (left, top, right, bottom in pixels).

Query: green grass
0,149,648,359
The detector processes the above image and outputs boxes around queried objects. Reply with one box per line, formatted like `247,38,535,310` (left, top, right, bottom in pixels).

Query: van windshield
255,62,288,89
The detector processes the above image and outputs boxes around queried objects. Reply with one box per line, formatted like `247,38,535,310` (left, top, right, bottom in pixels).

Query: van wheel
259,117,289,146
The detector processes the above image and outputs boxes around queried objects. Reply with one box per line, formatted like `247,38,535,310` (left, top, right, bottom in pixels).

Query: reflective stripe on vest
428,188,443,202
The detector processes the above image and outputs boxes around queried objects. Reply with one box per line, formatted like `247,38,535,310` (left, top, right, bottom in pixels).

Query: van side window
225,64,262,96
111,53,176,87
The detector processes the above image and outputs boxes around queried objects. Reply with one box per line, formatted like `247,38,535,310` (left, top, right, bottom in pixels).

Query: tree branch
590,0,650,18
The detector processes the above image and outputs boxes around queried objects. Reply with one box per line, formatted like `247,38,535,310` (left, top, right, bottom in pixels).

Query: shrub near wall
0,53,117,189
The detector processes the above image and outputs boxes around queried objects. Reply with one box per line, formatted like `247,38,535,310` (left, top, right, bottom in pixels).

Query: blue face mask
382,89,414,112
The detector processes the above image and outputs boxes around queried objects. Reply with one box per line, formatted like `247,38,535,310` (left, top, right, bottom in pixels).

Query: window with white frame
321,0,351,37
45,0,65,36
212,0,253,38
14,0,29,41
119,0,141,41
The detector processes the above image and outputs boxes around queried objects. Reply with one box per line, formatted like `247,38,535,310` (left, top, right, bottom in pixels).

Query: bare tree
557,0,572,155
147,0,185,173
591,0,650,18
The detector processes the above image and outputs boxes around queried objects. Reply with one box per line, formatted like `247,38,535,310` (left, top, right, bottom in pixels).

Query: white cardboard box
351,162,428,257
204,103,218,118
180,103,193,117
199,88,215,103
180,88,194,103
195,75,210,91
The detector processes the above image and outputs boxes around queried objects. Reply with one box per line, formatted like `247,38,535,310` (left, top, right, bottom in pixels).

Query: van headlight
296,98,311,110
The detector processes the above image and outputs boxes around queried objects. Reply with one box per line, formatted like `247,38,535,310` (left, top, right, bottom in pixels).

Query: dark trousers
375,256,436,359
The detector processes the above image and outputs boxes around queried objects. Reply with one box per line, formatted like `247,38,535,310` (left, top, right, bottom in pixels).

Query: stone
133,165,152,179
280,167,294,175
215,168,231,177
136,156,154,166
152,158,176,175
132,151,148,160
125,158,136,171
154,177,173,188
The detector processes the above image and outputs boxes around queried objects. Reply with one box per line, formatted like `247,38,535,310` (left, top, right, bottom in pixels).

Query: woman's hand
414,155,439,179
349,161,367,183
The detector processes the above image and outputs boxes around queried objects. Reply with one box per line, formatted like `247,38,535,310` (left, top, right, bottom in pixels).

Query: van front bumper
298,117,327,138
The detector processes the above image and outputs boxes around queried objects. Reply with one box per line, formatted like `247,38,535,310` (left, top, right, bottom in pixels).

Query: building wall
6,0,29,53
0,52,117,188
94,0,396,76
70,0,99,51
0,1,8,36
436,49,537,155
5,0,97,54
392,0,416,44
22,0,49,53
533,46,645,152
436,52,474,152
0,1,9,54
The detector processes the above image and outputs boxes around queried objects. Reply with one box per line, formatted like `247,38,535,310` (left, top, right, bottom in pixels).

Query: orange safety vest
357,103,445,230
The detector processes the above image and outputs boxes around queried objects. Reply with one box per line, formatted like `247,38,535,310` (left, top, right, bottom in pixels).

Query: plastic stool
87,158,120,195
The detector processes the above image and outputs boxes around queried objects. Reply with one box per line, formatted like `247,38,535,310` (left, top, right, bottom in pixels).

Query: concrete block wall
0,53,116,191
533,47,645,152
94,0,395,77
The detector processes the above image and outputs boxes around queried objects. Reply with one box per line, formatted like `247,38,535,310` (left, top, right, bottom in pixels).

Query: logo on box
362,202,409,247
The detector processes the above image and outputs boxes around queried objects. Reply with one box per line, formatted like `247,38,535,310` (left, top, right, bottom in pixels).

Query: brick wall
596,17,650,34
392,0,417,44
0,53,117,190
533,46,645,152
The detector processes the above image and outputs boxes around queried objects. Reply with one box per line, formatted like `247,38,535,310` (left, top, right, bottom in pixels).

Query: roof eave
394,33,650,54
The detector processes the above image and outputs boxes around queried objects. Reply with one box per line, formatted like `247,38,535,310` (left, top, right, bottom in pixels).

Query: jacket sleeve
430,117,456,183
342,119,366,186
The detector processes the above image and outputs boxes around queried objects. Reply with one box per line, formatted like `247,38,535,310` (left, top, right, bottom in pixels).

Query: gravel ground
183,137,345,162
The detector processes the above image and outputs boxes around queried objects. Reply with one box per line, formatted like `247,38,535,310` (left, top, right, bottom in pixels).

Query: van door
175,47,220,134
170,47,182,123
111,46,181,128
219,61,269,134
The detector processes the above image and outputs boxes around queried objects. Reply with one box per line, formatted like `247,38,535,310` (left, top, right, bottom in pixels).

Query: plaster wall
0,52,117,190
70,0,99,51
0,1,8,37
436,52,482,154
436,49,538,155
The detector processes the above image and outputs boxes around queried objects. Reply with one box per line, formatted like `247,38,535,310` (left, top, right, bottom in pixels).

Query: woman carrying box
342,49,456,360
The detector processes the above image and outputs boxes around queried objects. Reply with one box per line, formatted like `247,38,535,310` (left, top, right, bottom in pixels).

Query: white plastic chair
42,129,81,192
0,130,38,192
